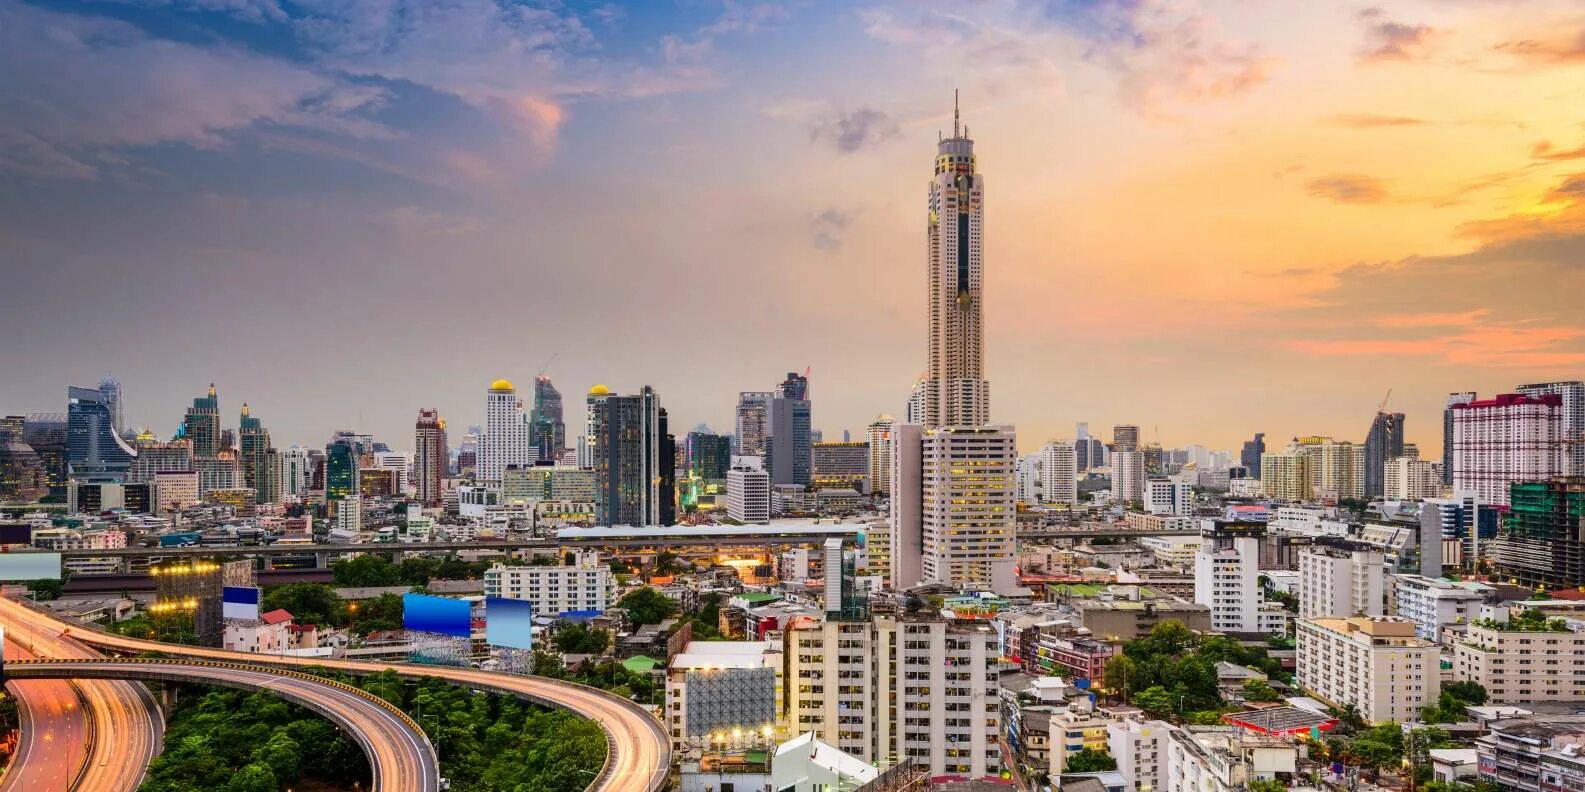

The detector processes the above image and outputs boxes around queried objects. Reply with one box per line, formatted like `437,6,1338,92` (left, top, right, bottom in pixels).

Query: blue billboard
222,586,260,621
485,597,534,650
402,593,471,638
0,553,61,581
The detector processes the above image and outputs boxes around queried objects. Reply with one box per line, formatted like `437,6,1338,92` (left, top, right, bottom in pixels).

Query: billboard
0,552,61,581
403,593,471,638
222,586,261,621
0,524,32,545
485,597,534,650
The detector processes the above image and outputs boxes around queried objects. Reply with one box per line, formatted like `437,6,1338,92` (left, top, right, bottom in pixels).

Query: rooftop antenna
953,88,961,138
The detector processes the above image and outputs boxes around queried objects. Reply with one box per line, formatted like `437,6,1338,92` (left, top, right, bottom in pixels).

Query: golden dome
588,383,611,395
490,378,515,391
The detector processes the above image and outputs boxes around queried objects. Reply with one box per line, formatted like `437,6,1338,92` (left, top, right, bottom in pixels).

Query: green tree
1242,678,1282,702
225,763,278,792
250,732,301,781
1064,748,1116,773
1248,780,1286,792
617,587,677,626
332,554,399,586
262,583,342,627
554,623,611,654
1131,685,1176,718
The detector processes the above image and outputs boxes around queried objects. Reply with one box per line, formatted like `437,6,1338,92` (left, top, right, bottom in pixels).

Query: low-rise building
1296,615,1439,725
1475,716,1585,792
483,549,613,616
1108,717,1172,792
1454,606,1585,703
223,608,293,654
1391,574,1488,641
664,639,783,752
1164,726,1298,792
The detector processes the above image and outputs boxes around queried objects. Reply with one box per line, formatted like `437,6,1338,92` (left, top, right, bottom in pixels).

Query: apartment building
1138,535,1201,569
1475,715,1585,792
1453,607,1585,703
1297,541,1384,619
1390,574,1487,641
1193,522,1290,635
1108,717,1173,792
482,549,613,615
1164,726,1298,792
1296,616,1439,724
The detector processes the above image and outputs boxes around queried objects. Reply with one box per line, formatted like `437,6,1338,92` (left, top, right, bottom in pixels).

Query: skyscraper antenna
953,89,960,138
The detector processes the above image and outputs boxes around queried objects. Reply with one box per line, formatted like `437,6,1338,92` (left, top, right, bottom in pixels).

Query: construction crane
1377,388,1393,414
535,353,557,379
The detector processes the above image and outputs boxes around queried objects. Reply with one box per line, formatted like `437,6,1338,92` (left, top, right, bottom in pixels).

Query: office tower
0,415,23,443
479,379,531,484
778,371,809,400
531,375,566,462
66,386,136,481
238,403,279,504
126,438,194,483
587,385,662,526
1261,451,1310,502
1452,393,1564,507
658,408,675,526
922,95,989,428
812,441,868,491
22,413,68,499
734,391,772,456
98,373,124,436
865,416,894,495
685,431,731,480
912,425,1017,590
1516,381,1585,475
905,377,927,425
0,439,47,502
1075,423,1092,471
279,445,310,501
1363,411,1405,498
1491,477,1585,588
182,384,222,457
325,440,358,503
767,389,812,487
1240,432,1266,478
1112,424,1140,452
414,408,447,506
1298,540,1384,618
1111,450,1145,504
726,466,770,523
1038,440,1077,504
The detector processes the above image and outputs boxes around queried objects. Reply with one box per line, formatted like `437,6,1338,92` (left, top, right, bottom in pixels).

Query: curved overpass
0,597,671,792
4,658,439,792
1,615,163,792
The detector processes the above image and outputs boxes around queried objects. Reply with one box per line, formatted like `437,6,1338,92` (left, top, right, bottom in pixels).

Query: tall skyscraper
1038,440,1077,504
1112,450,1145,504
182,383,222,457
66,386,136,481
778,371,809,400
685,431,732,480
865,416,895,495
1443,393,1476,485
1452,393,1564,507
1363,411,1405,498
923,94,989,429
531,375,566,462
414,408,447,506
1240,432,1266,478
734,391,773,456
98,373,124,436
238,403,279,504
478,379,531,484
767,385,812,487
658,407,675,526
1516,381,1584,476
587,384,662,526
325,440,358,503
918,425,1016,589
905,376,927,424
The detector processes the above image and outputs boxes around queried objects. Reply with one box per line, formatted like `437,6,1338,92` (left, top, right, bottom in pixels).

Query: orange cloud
1306,173,1388,203
1288,324,1585,368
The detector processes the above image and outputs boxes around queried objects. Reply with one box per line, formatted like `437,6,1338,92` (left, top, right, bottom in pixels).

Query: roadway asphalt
1,641,88,792
0,597,671,792
5,659,439,792
0,601,163,792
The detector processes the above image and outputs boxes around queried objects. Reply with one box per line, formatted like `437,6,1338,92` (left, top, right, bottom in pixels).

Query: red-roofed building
260,608,293,625
224,609,293,654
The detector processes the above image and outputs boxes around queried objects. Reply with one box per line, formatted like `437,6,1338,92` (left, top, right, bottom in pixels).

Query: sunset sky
3,0,1584,455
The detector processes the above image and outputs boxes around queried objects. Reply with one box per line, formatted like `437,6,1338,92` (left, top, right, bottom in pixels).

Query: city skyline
5,0,1585,454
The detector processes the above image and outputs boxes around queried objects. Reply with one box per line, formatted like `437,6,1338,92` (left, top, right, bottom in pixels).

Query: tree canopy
616,587,678,626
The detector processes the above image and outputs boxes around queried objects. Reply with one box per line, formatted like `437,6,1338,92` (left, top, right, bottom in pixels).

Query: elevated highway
3,658,439,792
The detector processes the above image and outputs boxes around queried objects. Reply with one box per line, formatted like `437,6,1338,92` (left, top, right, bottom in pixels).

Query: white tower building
865,416,895,495
1038,440,1077,504
478,379,531,485
1452,393,1564,506
923,93,989,429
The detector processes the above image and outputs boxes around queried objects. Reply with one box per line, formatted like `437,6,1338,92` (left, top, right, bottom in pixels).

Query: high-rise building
182,384,222,458
726,466,770,524
1490,476,1585,589
1384,456,1441,501
778,371,809,400
1261,451,1310,502
0,440,47,502
1363,411,1405,498
658,408,675,526
1143,478,1190,515
685,431,731,480
1038,440,1077,504
414,408,447,506
734,391,772,456
812,441,868,492
1112,424,1140,453
1443,392,1477,485
865,416,894,495
1194,521,1289,635
66,386,136,481
279,445,310,501
1240,432,1266,478
1296,616,1437,725
905,377,927,425
1111,450,1145,504
1298,540,1384,618
479,379,532,484
98,373,124,436
1516,381,1585,476
767,389,812,487
21,413,68,499
1452,393,1564,507
531,375,566,462
325,440,358,503
587,385,662,526
238,403,279,504
922,95,989,428
892,424,1017,591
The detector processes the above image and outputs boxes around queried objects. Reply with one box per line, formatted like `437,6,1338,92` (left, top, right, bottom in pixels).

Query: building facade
1453,393,1564,507
1296,616,1439,724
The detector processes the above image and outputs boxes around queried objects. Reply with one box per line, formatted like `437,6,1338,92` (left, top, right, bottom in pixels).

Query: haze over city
5,0,1585,454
